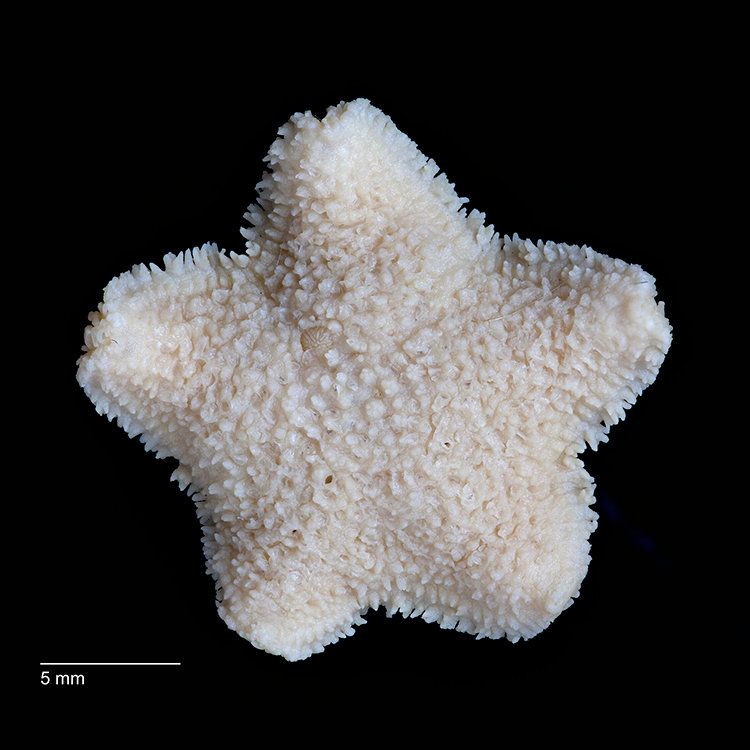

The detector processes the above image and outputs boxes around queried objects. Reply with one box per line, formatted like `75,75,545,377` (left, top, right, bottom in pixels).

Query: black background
31,14,739,725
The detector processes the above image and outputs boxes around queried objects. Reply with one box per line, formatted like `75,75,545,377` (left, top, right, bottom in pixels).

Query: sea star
77,99,671,660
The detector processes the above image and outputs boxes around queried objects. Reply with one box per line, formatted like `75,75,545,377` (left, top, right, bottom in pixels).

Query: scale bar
40,662,181,666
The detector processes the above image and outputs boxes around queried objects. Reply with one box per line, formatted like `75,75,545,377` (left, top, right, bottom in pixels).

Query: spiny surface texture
77,99,671,660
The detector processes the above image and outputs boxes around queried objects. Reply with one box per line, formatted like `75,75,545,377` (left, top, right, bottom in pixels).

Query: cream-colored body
77,99,671,660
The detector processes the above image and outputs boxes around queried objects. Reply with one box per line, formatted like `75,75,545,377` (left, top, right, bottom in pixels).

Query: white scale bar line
40,662,181,666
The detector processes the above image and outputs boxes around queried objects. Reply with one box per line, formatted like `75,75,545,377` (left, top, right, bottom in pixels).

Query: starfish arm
495,235,672,454
241,98,499,312
206,529,366,661
77,244,275,486
354,400,601,642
